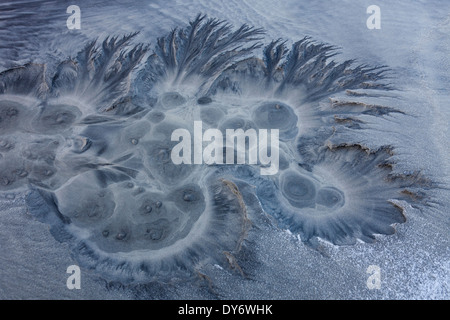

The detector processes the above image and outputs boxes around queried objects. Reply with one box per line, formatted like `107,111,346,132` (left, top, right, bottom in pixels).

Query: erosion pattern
0,15,426,284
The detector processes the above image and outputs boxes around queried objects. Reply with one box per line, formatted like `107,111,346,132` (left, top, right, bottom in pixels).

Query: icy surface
0,0,449,299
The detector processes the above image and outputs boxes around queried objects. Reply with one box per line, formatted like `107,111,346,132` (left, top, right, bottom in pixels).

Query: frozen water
0,0,448,299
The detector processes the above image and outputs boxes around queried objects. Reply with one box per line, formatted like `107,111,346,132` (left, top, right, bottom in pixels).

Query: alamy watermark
65,5,379,32
66,265,81,289
66,5,81,30
171,121,279,175
367,5,381,30
366,265,381,289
